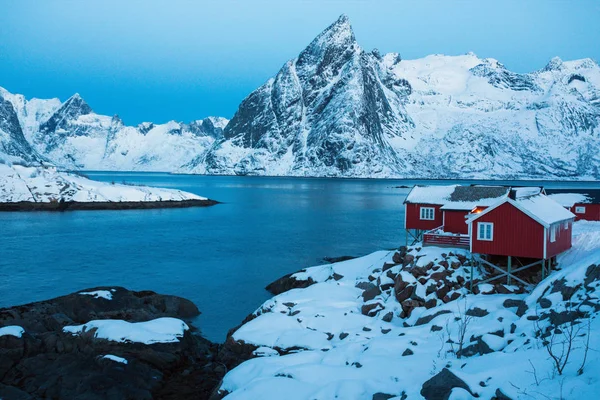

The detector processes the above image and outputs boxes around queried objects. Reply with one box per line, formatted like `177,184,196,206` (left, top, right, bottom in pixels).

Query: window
550,224,557,242
420,207,435,220
564,221,569,230
477,222,493,241
575,206,586,214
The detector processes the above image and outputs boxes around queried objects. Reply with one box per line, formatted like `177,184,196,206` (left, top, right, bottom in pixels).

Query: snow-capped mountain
198,15,600,179
0,86,228,172
2,15,600,178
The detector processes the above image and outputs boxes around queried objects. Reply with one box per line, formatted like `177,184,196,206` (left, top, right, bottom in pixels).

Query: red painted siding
405,204,443,231
546,220,573,258
444,210,469,234
470,202,545,259
570,204,600,221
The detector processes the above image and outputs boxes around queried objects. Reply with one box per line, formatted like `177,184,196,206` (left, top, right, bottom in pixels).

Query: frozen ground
217,221,600,399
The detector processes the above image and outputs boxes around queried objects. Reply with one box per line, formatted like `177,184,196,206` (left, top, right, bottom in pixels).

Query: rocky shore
0,288,227,399
0,198,219,212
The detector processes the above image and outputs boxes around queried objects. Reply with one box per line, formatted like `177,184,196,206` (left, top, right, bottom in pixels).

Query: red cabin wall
405,204,443,231
570,203,600,221
546,220,573,258
443,210,469,234
470,202,544,259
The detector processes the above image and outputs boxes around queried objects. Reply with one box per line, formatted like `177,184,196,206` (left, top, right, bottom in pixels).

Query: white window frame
420,207,435,221
550,224,557,243
477,222,494,241
575,206,586,214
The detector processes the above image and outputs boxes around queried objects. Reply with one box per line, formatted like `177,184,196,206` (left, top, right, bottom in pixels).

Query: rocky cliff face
0,90,43,164
199,16,600,179
203,15,414,177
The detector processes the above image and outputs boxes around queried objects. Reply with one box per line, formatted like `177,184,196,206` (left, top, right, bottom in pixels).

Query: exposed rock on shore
0,287,224,400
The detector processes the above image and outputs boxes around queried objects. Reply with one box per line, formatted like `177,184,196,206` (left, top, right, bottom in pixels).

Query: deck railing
423,226,470,248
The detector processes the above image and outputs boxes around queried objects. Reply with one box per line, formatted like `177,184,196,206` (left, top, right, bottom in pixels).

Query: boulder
402,348,414,356
381,312,394,323
361,283,382,302
395,281,415,303
415,310,452,326
361,302,384,317
502,299,528,317
403,254,415,267
493,388,513,400
420,368,474,400
266,272,314,295
465,307,489,317
425,299,437,309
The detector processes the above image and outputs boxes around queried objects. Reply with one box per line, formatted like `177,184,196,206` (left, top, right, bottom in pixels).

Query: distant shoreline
0,198,219,212
78,170,600,184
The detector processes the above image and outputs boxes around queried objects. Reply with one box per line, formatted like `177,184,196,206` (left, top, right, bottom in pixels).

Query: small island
0,164,217,211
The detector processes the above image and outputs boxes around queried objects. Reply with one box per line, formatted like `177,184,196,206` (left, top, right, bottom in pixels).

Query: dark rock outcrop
421,368,475,400
265,271,315,295
0,288,224,400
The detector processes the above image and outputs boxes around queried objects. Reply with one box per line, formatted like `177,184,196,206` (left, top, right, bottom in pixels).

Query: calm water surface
0,173,597,341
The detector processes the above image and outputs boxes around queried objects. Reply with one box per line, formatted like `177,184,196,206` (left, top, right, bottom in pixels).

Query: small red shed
546,189,600,221
467,194,575,259
404,185,456,232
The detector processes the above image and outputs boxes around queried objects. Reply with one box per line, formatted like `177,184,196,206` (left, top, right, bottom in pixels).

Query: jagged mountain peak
297,15,357,67
62,93,92,115
543,56,564,71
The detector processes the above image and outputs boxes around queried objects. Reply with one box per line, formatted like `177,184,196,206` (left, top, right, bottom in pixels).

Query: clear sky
1,0,599,125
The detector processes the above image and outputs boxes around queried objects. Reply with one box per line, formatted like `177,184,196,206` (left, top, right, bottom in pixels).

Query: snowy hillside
216,222,600,399
200,15,600,179
0,163,205,203
0,86,228,172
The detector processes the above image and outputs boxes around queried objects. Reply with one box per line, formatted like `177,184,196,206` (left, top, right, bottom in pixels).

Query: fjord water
0,173,596,341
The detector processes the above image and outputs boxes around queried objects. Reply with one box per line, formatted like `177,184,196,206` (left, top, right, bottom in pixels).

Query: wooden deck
423,226,470,248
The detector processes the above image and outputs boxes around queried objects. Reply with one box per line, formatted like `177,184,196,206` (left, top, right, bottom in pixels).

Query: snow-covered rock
79,290,116,300
216,222,600,399
0,326,25,338
63,317,189,344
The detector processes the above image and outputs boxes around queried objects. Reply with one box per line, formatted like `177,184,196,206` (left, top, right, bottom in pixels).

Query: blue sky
1,0,599,125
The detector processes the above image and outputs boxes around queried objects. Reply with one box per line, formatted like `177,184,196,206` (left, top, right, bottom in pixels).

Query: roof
467,194,576,227
404,185,458,205
545,189,600,206
405,184,509,209
510,186,544,199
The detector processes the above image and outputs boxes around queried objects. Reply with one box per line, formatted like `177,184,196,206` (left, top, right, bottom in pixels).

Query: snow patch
63,318,189,344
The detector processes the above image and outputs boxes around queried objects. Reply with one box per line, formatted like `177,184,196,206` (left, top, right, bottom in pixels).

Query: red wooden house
403,185,510,246
403,184,576,286
546,189,600,221
467,193,575,260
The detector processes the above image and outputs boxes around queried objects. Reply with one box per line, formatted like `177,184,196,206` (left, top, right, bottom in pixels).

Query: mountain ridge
2,15,599,178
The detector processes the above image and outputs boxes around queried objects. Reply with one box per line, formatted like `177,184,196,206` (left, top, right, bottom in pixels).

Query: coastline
0,198,219,212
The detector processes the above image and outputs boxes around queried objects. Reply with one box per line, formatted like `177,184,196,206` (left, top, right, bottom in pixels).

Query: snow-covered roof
511,186,544,199
545,189,600,206
404,185,458,205
515,195,576,226
547,193,592,208
467,194,575,227
405,185,509,208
